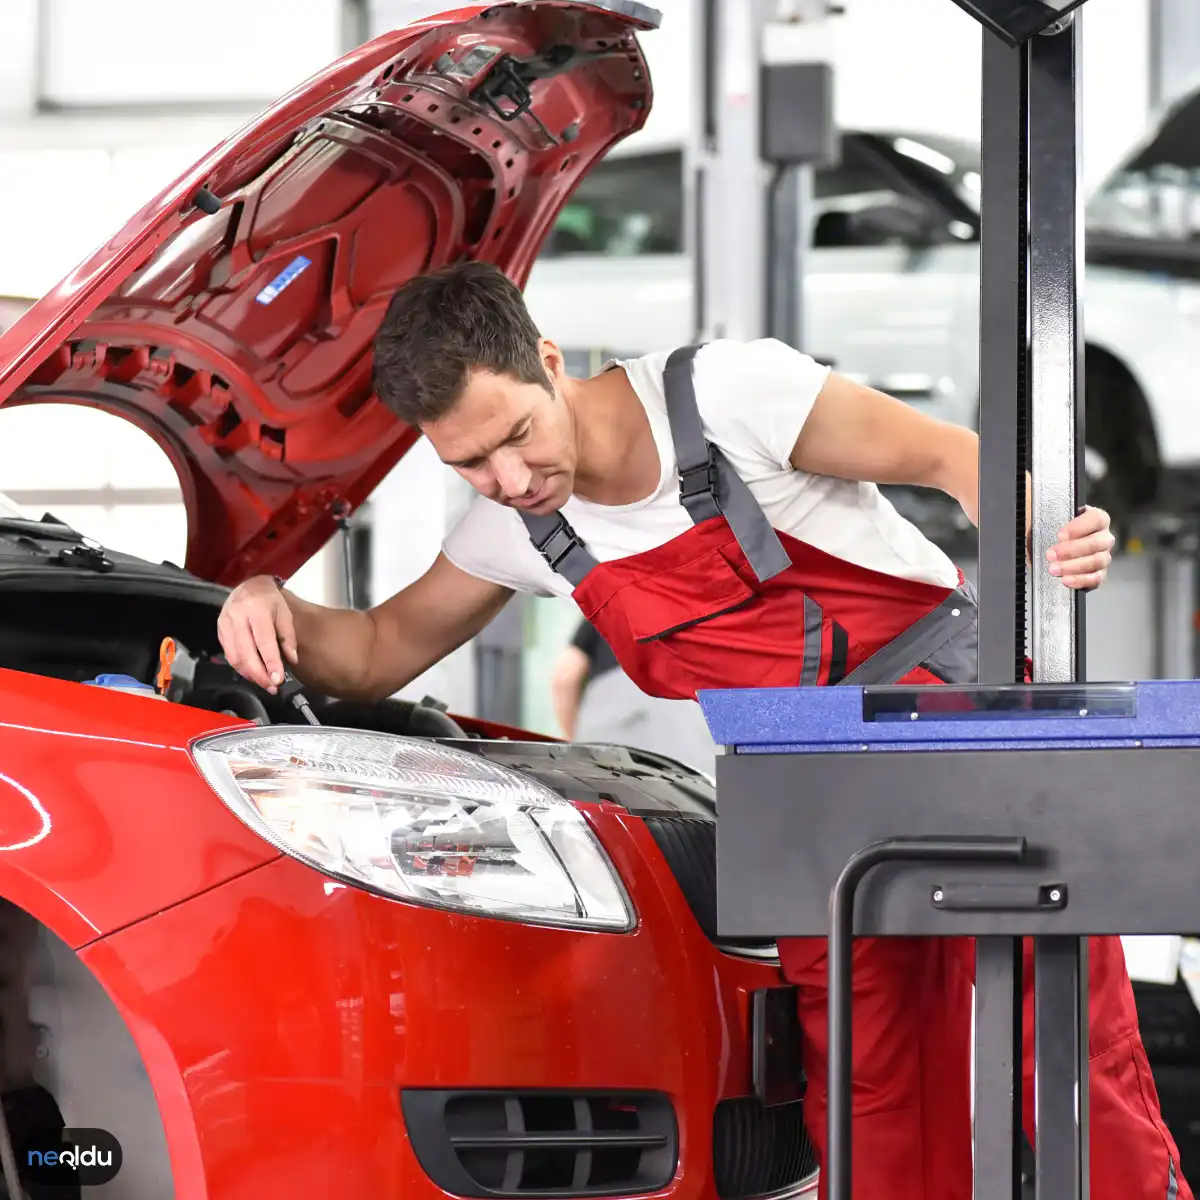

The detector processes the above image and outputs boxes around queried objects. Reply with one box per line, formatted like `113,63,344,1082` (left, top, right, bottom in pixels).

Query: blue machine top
697,680,1200,753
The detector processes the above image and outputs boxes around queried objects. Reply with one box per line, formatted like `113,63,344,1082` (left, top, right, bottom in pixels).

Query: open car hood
0,1,659,585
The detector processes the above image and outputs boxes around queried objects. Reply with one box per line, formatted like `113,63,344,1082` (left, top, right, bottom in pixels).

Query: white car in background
524,88,1200,533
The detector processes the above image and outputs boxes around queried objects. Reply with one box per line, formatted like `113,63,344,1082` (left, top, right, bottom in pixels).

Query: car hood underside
0,1,658,585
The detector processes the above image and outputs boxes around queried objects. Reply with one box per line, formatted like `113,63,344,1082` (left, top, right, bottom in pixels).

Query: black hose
185,686,271,725
322,698,466,739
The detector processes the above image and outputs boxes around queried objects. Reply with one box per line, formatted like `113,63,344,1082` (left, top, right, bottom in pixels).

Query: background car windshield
542,151,684,257
877,131,982,213
1087,104,1200,240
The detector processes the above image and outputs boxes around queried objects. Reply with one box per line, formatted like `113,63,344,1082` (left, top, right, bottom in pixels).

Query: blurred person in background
551,618,716,776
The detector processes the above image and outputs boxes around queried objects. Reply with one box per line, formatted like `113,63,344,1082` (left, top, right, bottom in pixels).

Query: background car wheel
1084,347,1160,537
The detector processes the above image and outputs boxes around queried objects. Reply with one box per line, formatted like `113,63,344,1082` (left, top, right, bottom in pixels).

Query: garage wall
40,0,345,107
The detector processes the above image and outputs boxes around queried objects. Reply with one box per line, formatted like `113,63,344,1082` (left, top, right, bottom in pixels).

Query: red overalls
520,345,1188,1200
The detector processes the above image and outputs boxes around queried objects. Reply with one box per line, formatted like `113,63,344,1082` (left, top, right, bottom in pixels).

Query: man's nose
493,450,532,499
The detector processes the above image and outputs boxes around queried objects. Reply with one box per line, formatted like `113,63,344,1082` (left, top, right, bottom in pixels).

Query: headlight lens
191,728,634,931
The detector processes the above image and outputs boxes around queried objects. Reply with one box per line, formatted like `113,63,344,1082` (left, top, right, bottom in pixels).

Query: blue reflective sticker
255,255,312,305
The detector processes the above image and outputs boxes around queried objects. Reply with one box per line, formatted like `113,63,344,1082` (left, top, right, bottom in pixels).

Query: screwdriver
276,671,321,726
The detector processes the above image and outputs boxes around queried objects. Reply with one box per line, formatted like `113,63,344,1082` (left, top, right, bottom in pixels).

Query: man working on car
217,262,1185,1200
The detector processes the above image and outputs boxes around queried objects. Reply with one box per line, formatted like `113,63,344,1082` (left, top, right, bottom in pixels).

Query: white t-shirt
442,338,959,598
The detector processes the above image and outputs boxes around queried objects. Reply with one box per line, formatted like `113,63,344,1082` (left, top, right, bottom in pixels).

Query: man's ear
539,337,567,386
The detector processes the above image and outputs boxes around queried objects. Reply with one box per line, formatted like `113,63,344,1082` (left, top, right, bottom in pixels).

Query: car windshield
1087,93,1200,240
879,131,982,214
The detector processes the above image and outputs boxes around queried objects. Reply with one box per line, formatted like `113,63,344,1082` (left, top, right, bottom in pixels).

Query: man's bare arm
219,553,513,700
790,373,980,516
789,372,1115,588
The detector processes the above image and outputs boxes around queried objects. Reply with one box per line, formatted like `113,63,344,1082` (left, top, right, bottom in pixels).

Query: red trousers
778,933,1190,1200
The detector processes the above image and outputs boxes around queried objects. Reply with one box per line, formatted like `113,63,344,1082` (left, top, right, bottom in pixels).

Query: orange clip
156,637,177,696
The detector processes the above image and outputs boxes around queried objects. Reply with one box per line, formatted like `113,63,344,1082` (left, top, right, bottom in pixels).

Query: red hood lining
2,3,656,586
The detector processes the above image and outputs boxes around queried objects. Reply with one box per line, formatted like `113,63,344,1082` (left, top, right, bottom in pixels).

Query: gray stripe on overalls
801,595,823,686
661,344,792,583
1168,1158,1179,1200
837,579,979,687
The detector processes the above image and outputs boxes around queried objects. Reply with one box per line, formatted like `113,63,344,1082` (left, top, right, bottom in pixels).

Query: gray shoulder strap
662,344,791,583
518,511,599,588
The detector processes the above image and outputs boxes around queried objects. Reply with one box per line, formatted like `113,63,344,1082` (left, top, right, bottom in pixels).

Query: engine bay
0,568,484,740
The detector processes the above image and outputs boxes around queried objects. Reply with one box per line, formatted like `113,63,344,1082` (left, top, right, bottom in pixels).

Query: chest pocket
606,544,813,699
622,547,757,643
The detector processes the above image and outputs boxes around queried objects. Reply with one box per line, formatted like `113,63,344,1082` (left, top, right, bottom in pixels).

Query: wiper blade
0,515,84,544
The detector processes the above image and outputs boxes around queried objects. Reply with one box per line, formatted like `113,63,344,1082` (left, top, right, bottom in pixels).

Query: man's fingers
1047,530,1114,568
1061,569,1106,590
220,613,273,690
1057,504,1111,540
1051,549,1112,579
247,609,286,692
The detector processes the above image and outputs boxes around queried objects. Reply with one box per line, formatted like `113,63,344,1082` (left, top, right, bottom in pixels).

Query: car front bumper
78,809,816,1200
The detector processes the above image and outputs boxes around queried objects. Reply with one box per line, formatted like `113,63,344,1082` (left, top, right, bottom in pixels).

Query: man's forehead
428,387,531,463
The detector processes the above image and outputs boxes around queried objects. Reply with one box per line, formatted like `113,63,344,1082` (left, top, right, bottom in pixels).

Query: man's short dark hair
372,262,550,426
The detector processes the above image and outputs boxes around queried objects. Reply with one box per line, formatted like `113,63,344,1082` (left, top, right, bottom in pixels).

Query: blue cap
84,674,156,691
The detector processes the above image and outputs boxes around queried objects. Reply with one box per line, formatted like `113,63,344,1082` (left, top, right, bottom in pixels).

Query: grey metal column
1027,17,1085,685
690,0,777,342
973,8,1090,1199
974,937,1025,1200
974,31,1030,1200
976,29,1029,685
1028,16,1089,1200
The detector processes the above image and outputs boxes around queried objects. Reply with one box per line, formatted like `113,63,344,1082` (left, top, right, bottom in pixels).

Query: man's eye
513,424,531,444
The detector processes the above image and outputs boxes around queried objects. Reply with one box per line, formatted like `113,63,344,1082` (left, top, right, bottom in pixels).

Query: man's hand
1043,505,1114,591
217,575,298,694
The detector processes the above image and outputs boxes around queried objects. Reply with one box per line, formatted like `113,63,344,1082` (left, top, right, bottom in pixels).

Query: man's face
423,340,576,515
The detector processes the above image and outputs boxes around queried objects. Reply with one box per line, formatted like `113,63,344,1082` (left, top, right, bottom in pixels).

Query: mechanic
217,262,1185,1200
551,618,717,774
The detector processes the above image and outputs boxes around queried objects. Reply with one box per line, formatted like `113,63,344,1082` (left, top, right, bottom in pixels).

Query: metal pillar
973,6,1091,1199
691,0,776,343
690,0,836,349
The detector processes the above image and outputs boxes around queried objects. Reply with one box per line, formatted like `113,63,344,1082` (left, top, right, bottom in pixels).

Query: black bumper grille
402,1090,677,1198
642,815,775,949
714,1097,818,1199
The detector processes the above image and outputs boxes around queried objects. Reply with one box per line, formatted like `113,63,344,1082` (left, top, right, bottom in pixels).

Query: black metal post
975,11,1088,1199
1027,19,1088,1200
975,26,1033,1199
1034,936,1090,1200
975,937,1025,1200
976,29,1028,686
1027,18,1085,684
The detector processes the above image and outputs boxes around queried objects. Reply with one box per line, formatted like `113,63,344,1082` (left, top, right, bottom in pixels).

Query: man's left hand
1044,505,1115,590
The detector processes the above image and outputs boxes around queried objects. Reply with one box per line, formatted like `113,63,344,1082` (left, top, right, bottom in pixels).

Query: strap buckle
533,515,586,572
678,448,721,511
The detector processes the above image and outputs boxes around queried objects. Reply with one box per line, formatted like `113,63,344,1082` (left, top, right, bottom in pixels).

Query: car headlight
190,727,634,931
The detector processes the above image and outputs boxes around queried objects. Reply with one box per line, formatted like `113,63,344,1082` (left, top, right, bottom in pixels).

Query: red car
0,4,817,1198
